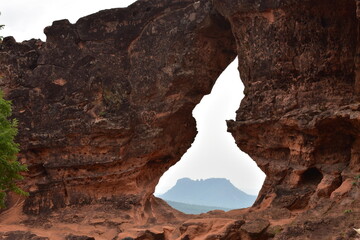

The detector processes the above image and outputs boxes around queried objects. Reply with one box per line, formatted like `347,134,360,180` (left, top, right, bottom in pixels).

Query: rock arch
0,0,360,239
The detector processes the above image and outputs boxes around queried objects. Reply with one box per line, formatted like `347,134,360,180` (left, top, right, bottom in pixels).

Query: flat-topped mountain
158,178,257,210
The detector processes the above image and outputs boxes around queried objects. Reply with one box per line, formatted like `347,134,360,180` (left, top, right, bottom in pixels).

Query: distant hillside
158,178,257,210
166,200,231,214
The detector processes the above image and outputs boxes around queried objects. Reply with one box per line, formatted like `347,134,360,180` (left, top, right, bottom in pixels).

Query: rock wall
221,0,360,238
0,0,360,239
0,0,235,216
222,0,358,206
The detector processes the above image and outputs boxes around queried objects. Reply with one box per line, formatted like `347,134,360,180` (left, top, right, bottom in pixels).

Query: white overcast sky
1,0,265,195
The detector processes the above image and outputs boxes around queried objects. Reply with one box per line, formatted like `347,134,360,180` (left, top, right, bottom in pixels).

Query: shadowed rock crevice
299,167,323,186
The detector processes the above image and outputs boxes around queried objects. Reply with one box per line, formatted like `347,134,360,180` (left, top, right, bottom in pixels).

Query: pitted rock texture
0,0,235,217
1,0,360,239
222,0,357,201
222,0,360,239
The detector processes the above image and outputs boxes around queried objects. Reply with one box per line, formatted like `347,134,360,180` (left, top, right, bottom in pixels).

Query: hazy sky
1,0,265,195
156,60,266,195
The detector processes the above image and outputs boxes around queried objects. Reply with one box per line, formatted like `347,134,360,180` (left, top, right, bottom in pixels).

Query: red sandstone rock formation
0,0,360,239
0,0,235,215
222,0,360,238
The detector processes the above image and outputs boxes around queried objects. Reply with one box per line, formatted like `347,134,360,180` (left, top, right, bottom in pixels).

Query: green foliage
353,174,360,187
0,91,28,208
343,209,352,214
272,226,283,235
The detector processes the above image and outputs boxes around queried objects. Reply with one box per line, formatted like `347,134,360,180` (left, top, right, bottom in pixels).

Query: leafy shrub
0,91,28,208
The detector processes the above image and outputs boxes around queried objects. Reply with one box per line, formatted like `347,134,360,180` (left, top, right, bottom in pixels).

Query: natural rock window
155,58,266,213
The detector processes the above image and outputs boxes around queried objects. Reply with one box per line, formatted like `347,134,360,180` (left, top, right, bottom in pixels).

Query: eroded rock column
214,0,360,238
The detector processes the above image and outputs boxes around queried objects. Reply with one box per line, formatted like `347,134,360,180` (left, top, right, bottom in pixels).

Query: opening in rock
155,58,266,214
299,167,323,186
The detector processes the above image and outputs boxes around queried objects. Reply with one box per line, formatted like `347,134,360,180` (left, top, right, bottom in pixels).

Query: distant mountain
158,178,257,210
165,200,231,214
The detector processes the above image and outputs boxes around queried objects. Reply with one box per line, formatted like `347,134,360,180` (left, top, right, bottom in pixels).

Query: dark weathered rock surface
0,231,49,240
221,0,360,238
0,0,360,239
65,235,95,240
0,0,235,217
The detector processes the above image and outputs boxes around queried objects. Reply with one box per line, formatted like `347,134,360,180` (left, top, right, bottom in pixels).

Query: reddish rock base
1,194,359,239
